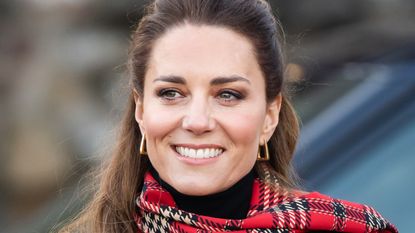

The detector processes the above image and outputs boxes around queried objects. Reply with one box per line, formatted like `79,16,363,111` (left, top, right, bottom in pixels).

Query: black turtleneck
149,167,254,219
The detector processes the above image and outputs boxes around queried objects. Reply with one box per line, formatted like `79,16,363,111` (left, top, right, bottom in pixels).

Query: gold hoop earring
139,134,147,156
257,142,269,161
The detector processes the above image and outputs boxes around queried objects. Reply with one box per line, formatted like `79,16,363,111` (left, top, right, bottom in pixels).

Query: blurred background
1,0,414,232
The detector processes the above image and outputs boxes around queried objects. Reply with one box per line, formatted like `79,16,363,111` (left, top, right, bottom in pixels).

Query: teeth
189,149,196,157
196,149,203,158
175,146,223,159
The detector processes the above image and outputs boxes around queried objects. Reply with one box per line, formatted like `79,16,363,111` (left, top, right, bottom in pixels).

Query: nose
182,97,215,135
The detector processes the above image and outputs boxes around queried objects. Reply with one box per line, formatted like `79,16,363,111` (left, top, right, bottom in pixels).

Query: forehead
146,23,263,82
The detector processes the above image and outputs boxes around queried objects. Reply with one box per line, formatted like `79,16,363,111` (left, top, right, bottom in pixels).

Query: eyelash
157,88,183,101
217,89,244,102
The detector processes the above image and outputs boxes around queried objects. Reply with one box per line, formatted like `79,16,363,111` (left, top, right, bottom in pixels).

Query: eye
157,88,184,101
217,89,244,102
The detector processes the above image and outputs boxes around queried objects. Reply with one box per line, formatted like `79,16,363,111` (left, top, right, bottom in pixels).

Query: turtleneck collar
149,166,255,219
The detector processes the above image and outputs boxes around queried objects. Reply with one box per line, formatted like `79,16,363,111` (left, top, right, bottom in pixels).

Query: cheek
219,109,265,145
141,104,180,138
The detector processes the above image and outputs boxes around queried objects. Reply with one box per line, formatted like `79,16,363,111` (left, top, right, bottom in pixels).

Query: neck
149,167,255,219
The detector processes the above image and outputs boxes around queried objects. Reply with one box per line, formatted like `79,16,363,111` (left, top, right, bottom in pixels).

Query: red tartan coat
135,172,398,233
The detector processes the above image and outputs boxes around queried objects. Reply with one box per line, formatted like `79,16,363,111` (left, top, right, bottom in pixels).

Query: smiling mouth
174,146,224,159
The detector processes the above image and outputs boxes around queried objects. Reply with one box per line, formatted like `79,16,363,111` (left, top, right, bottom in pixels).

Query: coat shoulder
293,191,399,233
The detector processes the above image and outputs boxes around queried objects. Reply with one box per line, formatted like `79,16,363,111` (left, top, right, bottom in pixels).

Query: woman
60,0,398,232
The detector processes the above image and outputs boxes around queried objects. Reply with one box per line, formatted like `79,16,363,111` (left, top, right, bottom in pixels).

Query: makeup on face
135,24,276,196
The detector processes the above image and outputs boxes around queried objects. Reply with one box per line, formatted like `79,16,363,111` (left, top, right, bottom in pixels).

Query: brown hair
59,0,299,232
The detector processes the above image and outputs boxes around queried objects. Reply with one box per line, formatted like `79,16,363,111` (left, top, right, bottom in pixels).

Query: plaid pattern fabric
135,172,398,233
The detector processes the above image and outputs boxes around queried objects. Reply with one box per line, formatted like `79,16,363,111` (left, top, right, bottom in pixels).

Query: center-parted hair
59,1,299,232
131,0,284,101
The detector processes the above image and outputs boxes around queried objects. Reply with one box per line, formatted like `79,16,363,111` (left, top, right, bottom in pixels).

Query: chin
178,187,218,196
171,179,223,196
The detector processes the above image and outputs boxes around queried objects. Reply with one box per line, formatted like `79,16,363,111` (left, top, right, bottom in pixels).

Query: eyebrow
210,75,251,85
153,75,251,85
153,75,186,84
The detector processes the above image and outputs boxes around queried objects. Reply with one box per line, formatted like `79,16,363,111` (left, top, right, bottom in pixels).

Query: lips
174,146,224,159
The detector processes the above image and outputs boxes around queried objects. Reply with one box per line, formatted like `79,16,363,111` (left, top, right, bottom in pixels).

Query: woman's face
134,24,281,195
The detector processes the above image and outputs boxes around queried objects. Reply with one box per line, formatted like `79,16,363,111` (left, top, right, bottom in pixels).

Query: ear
133,89,145,134
260,94,282,144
